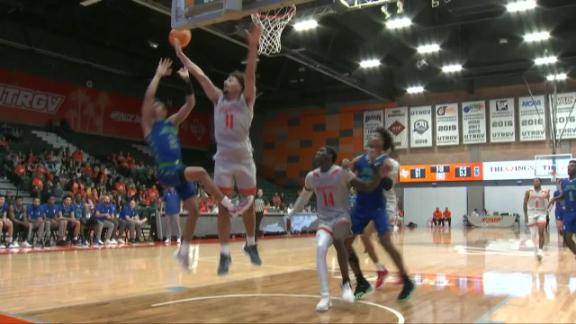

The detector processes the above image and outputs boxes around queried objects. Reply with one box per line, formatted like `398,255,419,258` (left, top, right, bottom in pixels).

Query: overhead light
523,31,550,42
534,55,557,66
359,59,381,69
385,17,412,30
293,19,319,32
546,73,567,81
80,0,102,6
407,86,425,94
148,40,159,49
417,44,440,54
506,0,537,13
441,64,463,73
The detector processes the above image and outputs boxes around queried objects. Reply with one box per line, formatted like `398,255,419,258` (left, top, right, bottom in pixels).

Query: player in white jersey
358,152,399,289
523,178,550,261
175,26,262,275
289,146,386,312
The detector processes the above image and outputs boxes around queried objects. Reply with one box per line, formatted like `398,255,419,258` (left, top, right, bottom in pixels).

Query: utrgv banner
0,69,211,149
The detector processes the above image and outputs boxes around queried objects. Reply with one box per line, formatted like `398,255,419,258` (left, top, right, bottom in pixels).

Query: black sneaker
218,253,232,276
354,279,373,300
243,244,262,266
398,278,415,301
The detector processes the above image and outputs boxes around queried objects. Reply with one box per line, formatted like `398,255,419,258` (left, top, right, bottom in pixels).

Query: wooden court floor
1,227,576,323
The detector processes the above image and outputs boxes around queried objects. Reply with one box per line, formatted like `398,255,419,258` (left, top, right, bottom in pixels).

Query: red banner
0,69,211,149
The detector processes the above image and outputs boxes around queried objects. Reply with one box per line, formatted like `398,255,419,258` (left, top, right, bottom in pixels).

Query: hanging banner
410,106,433,148
435,103,459,146
385,107,408,149
550,92,576,140
462,100,487,144
518,95,546,142
363,110,384,147
489,98,515,143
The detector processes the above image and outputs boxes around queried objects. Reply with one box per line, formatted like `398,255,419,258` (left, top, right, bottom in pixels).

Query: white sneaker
104,240,112,246
12,241,19,248
315,296,331,312
537,249,543,262
0,244,5,249
110,239,118,245
173,246,191,272
176,238,181,245
97,240,104,246
164,239,171,245
117,239,125,245
22,241,32,248
341,282,355,303
7,242,17,249
232,195,254,217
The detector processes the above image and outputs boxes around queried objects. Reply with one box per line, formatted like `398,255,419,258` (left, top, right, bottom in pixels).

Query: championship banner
385,107,408,149
0,69,211,149
409,106,433,148
399,162,483,183
435,103,459,146
363,109,384,147
518,95,546,142
550,92,576,140
461,100,487,144
489,98,515,143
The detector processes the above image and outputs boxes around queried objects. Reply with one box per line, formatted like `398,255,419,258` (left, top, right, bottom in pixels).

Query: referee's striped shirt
255,197,265,213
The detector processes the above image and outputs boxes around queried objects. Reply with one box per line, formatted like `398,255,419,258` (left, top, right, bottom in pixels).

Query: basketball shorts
214,158,256,196
350,206,389,236
527,213,547,227
157,165,198,201
555,208,565,221
317,216,351,240
563,211,576,233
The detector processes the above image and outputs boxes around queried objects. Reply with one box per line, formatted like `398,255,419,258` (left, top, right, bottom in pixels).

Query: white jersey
383,158,399,216
305,165,356,222
214,94,253,161
527,188,549,216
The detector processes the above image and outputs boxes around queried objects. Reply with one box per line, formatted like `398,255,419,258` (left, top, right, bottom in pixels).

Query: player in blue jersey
551,179,566,246
549,160,576,258
141,51,251,271
348,127,414,301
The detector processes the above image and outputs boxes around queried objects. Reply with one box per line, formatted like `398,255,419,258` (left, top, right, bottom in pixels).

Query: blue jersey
27,205,43,221
561,178,576,211
164,191,181,215
119,206,138,220
73,203,85,219
354,154,386,209
61,204,75,218
42,203,61,219
0,203,8,217
146,120,182,166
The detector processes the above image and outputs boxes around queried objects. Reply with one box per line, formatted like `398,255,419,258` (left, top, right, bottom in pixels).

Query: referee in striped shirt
255,189,266,239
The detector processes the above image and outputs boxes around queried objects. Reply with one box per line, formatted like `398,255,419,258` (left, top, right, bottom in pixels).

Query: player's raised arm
167,67,196,126
142,58,172,134
243,25,261,108
174,44,222,104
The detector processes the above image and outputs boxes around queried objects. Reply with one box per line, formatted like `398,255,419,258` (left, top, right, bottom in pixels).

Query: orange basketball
169,29,192,48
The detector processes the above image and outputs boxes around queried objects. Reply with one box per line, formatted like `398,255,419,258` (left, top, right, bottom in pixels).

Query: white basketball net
251,5,296,56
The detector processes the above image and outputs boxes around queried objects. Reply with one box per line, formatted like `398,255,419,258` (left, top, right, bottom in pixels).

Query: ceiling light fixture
441,64,463,73
417,43,440,54
523,31,550,42
359,59,381,69
506,0,537,13
546,73,567,81
534,55,557,66
293,19,319,32
407,86,425,94
80,0,102,7
385,17,412,30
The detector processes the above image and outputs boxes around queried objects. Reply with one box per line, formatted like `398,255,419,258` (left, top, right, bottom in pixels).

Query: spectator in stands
72,194,89,245
255,189,266,239
60,196,81,245
127,184,137,201
53,182,64,201
433,207,442,228
272,192,281,210
9,196,30,247
26,197,44,246
92,194,116,245
5,191,14,206
443,207,452,228
279,192,287,211
132,207,148,242
119,199,139,244
0,195,16,248
42,195,63,246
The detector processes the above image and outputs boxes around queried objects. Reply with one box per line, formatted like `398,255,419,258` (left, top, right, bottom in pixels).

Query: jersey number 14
225,112,234,129
322,192,335,208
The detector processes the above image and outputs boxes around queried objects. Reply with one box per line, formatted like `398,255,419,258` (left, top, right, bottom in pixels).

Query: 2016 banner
363,110,384,147
550,92,576,140
409,106,433,148
518,95,546,142
462,100,487,144
0,69,211,149
489,98,515,143
385,107,408,149
435,103,459,146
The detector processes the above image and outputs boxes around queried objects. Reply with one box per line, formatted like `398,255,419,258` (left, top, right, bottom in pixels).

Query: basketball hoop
251,5,296,56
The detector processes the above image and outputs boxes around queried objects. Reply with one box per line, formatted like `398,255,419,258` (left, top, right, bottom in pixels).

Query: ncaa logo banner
385,107,408,149
435,103,459,146
519,95,546,142
489,98,515,143
363,109,384,147
549,92,576,140
409,106,432,148
462,100,487,144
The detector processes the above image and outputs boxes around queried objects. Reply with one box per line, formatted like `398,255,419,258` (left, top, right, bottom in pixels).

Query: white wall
403,187,468,227
484,185,556,226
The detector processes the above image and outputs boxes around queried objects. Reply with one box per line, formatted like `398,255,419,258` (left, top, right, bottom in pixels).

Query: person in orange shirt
433,208,443,227
443,207,452,228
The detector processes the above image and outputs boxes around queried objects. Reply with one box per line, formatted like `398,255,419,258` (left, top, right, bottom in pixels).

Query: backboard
534,153,573,180
171,0,314,29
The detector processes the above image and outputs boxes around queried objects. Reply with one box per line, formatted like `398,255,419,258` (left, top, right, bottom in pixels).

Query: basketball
169,29,191,48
